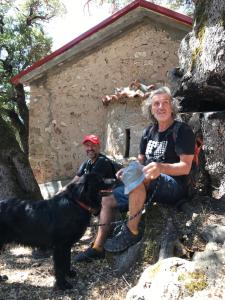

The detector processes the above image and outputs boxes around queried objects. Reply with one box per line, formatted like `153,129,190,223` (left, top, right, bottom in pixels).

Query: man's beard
87,150,98,160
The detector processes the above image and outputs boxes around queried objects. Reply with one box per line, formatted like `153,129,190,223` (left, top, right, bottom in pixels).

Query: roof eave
11,0,192,85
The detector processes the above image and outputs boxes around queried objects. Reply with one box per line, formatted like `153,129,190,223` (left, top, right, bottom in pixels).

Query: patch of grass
178,269,208,296
197,23,206,41
143,239,158,262
191,46,202,71
147,261,161,279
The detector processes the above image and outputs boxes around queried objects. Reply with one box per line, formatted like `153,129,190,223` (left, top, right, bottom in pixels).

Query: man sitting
103,86,195,252
34,134,120,260
76,86,195,258
72,134,122,261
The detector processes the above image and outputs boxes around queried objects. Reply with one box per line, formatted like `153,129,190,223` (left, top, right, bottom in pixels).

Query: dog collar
75,200,93,213
100,189,113,197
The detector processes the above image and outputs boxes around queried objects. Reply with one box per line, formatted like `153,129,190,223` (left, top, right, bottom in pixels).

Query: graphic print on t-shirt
145,140,168,162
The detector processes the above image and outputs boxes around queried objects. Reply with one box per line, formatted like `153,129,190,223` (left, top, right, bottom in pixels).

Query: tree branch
26,14,53,25
0,15,4,34
14,83,29,154
26,1,56,25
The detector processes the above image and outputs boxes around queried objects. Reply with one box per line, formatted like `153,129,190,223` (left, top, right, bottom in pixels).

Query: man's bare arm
143,154,194,181
56,175,80,194
137,154,145,165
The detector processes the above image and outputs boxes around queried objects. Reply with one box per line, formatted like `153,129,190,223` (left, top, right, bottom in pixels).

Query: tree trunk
15,83,29,155
0,116,42,200
171,0,225,112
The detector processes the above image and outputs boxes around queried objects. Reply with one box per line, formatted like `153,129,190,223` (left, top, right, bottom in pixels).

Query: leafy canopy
0,0,65,103
0,0,65,153
90,0,194,16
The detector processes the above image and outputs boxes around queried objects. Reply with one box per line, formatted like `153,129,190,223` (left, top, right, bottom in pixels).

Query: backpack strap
171,121,182,143
193,137,203,166
144,122,182,142
172,121,203,166
83,159,93,174
143,124,156,140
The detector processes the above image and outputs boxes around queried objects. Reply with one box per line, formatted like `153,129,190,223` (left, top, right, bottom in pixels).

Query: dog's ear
82,173,118,190
66,178,86,199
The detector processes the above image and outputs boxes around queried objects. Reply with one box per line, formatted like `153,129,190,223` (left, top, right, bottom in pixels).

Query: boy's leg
127,182,146,234
93,194,118,250
75,185,128,262
104,183,146,253
148,174,186,205
104,175,186,253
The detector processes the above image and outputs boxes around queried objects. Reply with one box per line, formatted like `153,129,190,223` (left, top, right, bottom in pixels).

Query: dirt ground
0,195,225,300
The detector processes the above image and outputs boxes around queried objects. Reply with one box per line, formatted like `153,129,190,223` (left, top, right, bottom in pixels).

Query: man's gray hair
142,86,181,123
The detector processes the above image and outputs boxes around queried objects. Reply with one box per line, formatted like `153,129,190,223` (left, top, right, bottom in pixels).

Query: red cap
82,134,100,145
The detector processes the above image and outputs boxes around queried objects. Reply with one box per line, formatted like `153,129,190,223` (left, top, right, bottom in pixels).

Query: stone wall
105,98,148,159
29,21,186,183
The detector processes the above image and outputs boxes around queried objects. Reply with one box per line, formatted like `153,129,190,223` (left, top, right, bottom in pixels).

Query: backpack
84,154,123,180
100,154,123,176
172,122,203,197
143,121,203,197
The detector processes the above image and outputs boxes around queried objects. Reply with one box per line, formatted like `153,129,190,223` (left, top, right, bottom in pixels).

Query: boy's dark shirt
139,120,195,188
76,153,116,179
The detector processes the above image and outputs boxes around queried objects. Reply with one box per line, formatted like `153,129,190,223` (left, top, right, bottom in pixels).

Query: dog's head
67,173,113,213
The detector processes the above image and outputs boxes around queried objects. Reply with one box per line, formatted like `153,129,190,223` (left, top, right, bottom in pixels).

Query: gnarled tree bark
0,116,42,199
171,0,225,112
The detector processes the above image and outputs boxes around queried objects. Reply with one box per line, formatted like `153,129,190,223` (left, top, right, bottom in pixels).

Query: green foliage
189,0,209,71
0,0,65,79
178,270,208,296
164,0,194,16
191,46,201,71
194,0,209,36
144,239,158,261
95,0,130,11
0,0,65,152
21,0,66,19
92,0,194,16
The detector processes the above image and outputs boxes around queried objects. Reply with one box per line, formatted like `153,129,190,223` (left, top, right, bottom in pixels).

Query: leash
94,176,160,228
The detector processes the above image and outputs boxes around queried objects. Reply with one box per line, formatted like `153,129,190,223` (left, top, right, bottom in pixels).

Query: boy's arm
143,154,194,181
137,154,145,165
55,175,81,195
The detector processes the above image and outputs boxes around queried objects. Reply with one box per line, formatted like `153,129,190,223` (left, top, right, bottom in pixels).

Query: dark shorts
113,174,186,211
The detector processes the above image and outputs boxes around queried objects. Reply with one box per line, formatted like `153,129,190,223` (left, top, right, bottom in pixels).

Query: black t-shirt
139,120,195,186
76,153,117,179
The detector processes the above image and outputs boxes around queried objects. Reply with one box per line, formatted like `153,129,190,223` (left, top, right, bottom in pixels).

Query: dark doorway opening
124,129,130,158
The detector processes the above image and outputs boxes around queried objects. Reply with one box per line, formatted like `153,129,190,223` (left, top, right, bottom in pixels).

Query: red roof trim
11,0,192,85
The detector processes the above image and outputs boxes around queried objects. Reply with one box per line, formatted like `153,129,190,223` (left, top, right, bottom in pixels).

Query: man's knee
130,182,146,194
101,195,118,209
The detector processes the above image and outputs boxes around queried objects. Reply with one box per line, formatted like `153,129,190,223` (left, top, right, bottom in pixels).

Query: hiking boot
104,224,142,253
74,247,105,262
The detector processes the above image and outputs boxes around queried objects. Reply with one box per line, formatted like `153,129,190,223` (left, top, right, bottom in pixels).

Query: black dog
0,173,107,290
